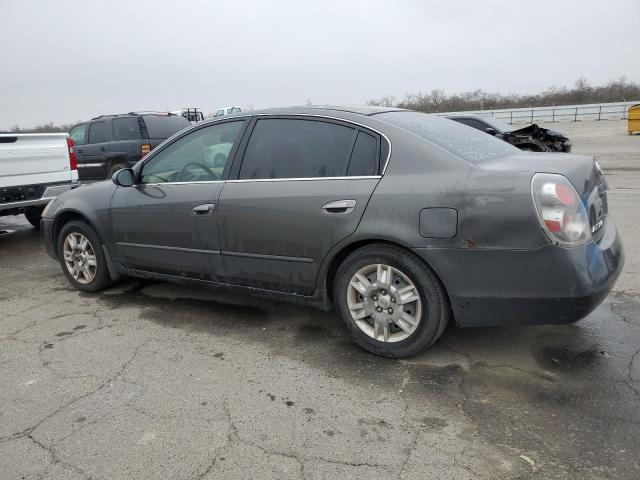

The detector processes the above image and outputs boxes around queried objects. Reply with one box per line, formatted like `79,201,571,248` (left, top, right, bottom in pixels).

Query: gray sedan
41,106,624,358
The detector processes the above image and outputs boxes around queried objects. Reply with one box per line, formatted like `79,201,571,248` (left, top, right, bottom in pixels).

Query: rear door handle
322,199,356,215
192,203,216,216
77,149,84,154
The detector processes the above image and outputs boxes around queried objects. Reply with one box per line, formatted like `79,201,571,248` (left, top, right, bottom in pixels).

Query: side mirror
484,127,498,135
112,168,135,187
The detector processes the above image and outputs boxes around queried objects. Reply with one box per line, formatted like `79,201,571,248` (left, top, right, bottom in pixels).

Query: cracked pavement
1,120,639,479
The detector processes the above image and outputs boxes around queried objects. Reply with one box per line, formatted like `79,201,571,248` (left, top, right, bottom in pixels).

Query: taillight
67,137,78,170
141,143,151,158
532,173,590,246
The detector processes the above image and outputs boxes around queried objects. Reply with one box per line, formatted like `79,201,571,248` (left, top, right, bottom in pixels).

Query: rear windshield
142,115,190,139
376,111,519,163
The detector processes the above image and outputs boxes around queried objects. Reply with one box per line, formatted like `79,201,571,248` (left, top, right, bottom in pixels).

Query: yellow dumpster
629,103,640,135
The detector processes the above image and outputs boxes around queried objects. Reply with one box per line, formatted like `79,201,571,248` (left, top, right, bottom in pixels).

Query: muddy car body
41,106,623,357
447,114,572,152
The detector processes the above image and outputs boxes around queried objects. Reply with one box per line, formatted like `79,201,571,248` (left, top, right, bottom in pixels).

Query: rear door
109,117,144,171
77,120,110,179
109,119,248,280
218,116,383,295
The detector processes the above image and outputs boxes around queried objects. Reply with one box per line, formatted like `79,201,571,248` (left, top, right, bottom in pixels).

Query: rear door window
88,121,107,144
238,118,356,179
112,117,141,140
347,131,379,176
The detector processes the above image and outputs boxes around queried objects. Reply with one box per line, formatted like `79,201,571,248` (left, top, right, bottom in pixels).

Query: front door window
141,121,245,183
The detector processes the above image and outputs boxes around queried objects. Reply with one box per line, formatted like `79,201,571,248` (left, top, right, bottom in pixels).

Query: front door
219,117,382,295
109,120,248,280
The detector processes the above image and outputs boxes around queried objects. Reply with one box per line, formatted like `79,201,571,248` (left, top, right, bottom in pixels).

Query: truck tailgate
0,134,75,188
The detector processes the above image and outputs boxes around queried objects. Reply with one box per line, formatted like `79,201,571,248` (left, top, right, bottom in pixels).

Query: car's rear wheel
24,206,44,228
57,220,111,292
334,244,449,358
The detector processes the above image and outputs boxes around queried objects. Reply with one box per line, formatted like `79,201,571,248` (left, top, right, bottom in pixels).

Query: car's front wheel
334,244,449,358
57,220,111,292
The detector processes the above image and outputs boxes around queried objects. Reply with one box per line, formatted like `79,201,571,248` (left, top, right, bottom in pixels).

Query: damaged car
446,114,572,152
41,106,621,358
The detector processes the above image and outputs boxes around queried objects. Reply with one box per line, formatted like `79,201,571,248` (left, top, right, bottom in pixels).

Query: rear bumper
0,182,79,213
413,218,624,327
41,218,57,260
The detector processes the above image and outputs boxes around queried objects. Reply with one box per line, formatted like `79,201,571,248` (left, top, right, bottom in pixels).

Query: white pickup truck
0,133,79,228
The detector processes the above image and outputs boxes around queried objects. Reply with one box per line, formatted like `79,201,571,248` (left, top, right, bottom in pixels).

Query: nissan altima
41,106,624,358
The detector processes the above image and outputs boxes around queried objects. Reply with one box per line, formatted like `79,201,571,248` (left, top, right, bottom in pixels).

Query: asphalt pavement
1,120,639,479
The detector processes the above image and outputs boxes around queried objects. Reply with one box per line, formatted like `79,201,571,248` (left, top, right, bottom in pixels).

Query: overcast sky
1,0,638,129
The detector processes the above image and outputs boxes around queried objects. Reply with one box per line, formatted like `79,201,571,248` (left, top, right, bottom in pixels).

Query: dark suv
68,113,190,180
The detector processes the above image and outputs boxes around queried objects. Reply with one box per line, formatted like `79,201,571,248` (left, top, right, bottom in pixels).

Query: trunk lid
476,152,608,241
0,133,73,189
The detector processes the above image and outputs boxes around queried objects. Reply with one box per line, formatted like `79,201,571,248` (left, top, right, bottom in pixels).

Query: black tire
24,206,44,229
109,162,128,177
57,220,111,292
333,244,449,358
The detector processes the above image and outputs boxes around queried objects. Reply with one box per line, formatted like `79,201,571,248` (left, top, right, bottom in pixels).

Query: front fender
45,180,117,247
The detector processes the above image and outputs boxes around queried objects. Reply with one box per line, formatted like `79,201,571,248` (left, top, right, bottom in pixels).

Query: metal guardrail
442,101,639,125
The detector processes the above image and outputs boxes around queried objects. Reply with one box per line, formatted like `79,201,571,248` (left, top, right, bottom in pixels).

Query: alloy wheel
62,232,98,284
346,263,422,343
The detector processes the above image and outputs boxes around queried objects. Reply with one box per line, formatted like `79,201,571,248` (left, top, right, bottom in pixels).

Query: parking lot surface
1,120,639,479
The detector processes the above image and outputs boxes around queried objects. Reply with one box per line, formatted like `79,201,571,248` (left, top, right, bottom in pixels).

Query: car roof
301,105,408,116
89,112,180,120
444,114,486,120
215,105,409,120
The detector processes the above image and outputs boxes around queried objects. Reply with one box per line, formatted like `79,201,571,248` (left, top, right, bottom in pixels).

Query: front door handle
322,199,356,215
77,149,84,154
192,203,215,216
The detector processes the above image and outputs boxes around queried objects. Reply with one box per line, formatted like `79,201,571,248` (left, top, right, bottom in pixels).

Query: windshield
376,111,519,163
482,116,517,133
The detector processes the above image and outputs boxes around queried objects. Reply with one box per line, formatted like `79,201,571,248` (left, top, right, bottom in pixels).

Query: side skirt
119,266,334,311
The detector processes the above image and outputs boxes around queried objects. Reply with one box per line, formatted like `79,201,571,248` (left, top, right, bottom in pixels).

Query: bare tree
368,76,640,113
367,94,396,107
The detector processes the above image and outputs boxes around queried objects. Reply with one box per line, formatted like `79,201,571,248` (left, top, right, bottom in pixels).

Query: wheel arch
106,156,129,174
52,209,100,252
52,209,120,281
322,238,454,322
